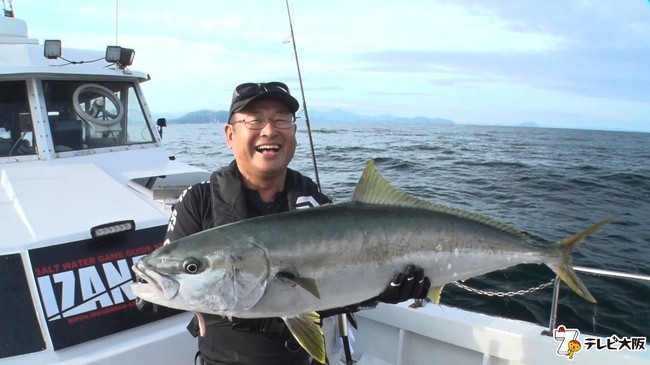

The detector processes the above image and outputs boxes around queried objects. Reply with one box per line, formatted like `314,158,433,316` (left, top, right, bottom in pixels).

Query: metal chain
452,278,555,298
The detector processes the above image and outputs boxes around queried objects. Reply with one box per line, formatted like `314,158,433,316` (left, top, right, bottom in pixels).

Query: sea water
161,121,650,338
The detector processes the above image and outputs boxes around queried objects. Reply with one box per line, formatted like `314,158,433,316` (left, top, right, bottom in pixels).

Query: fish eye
183,258,201,274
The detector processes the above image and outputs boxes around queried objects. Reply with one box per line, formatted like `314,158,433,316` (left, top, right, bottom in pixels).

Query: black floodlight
119,48,135,68
105,46,135,69
105,46,122,63
44,40,62,59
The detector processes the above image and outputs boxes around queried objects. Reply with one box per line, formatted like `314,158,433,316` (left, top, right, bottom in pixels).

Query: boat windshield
0,80,156,158
0,81,36,157
0,80,155,157
44,80,156,152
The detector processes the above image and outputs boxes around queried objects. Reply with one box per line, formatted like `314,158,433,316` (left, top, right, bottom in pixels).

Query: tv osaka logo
553,326,582,360
553,325,646,361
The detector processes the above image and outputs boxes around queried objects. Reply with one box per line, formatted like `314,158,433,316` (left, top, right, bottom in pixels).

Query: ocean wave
602,172,650,189
452,160,530,169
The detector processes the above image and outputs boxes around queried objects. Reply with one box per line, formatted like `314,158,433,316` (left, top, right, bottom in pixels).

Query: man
148,82,429,364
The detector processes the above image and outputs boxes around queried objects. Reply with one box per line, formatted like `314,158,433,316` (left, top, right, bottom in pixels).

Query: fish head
131,236,269,316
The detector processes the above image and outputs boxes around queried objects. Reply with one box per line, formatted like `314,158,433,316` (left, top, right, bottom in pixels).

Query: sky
11,0,650,132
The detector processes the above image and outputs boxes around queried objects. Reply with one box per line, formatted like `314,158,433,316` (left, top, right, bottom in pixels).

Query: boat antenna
284,0,321,192
115,0,119,44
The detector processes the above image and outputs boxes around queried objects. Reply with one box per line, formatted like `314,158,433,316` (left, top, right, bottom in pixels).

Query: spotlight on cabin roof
105,46,135,69
43,39,62,59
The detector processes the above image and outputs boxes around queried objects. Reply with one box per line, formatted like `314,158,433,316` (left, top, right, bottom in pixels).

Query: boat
0,10,205,364
1,8,648,365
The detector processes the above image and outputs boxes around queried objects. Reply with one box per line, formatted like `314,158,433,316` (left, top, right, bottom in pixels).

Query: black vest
192,161,330,365
209,160,330,227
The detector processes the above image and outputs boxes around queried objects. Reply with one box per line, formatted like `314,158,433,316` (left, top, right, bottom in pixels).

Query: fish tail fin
548,217,615,304
547,263,596,304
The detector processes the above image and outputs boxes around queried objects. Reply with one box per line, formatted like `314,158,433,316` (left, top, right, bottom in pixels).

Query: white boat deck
354,302,649,365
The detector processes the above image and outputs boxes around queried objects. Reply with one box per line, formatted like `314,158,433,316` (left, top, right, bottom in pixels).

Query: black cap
229,82,299,118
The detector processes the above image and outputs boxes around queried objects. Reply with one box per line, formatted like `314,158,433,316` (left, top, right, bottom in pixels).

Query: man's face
225,98,297,180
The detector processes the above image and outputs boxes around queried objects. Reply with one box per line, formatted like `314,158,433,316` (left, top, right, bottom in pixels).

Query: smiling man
225,83,300,204
161,82,332,365
149,82,430,365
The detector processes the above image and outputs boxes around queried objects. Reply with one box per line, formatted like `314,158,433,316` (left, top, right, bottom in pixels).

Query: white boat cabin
0,14,206,364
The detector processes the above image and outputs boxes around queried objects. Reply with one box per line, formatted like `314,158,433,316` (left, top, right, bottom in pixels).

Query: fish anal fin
275,272,321,299
283,313,326,364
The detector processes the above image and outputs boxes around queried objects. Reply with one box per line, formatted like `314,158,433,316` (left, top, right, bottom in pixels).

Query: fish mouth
131,260,180,301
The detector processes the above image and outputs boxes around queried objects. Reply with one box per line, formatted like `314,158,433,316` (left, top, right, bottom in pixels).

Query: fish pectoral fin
283,313,326,365
275,272,321,299
427,285,444,305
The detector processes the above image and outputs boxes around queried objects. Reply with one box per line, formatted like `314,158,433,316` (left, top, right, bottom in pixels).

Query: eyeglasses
233,82,291,103
231,115,296,130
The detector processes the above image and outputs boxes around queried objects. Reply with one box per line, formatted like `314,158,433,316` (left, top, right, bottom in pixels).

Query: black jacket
165,160,330,242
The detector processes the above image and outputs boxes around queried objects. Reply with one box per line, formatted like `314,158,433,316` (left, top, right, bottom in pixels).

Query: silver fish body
131,160,609,363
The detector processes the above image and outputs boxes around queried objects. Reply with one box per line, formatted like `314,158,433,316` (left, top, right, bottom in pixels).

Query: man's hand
376,265,430,304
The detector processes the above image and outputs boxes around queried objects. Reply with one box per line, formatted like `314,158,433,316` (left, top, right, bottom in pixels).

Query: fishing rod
284,3,353,365
284,0,322,192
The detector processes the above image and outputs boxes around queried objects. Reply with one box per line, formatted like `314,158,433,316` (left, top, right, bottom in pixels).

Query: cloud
14,0,650,131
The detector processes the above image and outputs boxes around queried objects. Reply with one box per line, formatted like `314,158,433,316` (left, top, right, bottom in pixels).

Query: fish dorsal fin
352,160,528,240
352,160,430,209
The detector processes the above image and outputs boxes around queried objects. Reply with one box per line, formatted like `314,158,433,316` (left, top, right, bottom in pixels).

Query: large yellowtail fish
131,160,611,364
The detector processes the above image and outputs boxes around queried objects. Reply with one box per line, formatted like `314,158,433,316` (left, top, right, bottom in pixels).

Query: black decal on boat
28,225,180,350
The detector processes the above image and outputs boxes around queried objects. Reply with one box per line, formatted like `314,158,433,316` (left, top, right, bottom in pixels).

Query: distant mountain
171,109,229,124
310,109,454,125
169,109,454,125
517,121,540,128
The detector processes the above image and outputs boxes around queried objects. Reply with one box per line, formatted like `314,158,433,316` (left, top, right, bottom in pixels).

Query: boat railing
453,266,650,337
542,266,650,336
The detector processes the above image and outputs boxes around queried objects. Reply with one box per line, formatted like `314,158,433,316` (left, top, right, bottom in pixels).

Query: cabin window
43,80,156,152
0,81,37,157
